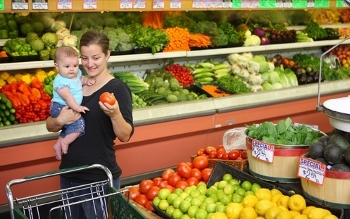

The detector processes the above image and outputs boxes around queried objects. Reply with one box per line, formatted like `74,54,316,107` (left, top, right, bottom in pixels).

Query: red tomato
153,177,162,186
216,150,225,159
191,168,202,181
162,168,175,181
168,173,182,187
197,149,205,156
135,194,147,207
205,146,217,155
228,150,240,160
208,152,217,158
139,179,154,194
192,156,209,170
201,168,213,182
124,187,140,201
216,145,224,150
185,162,193,169
176,180,189,190
159,180,169,188
146,186,161,201
222,153,229,160
176,163,192,179
162,184,175,193
144,200,154,211
99,92,116,105
186,177,199,186
241,150,248,159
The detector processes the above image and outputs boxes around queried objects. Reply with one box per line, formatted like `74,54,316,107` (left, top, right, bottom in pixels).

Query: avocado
318,135,329,147
344,148,350,165
323,143,345,164
308,142,325,159
315,157,327,164
328,134,350,150
330,163,350,172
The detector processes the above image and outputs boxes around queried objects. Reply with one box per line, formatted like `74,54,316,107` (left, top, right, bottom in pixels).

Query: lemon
242,194,259,208
226,203,243,219
278,206,289,212
255,199,274,216
271,194,284,203
271,188,283,196
289,210,300,217
211,212,229,219
292,215,308,219
255,188,272,201
276,211,293,219
302,206,316,215
265,206,283,219
256,217,265,219
288,194,306,211
322,214,339,219
308,207,330,219
239,207,258,219
276,195,290,208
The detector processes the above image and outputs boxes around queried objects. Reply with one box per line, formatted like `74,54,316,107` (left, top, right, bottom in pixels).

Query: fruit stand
1,0,350,218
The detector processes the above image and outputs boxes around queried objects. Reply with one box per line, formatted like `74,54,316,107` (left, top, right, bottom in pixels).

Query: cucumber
194,72,214,79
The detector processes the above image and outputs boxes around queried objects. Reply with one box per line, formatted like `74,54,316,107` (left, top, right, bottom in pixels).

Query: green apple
241,180,252,191
223,184,235,195
205,203,216,213
185,195,194,202
173,196,184,209
205,187,217,196
251,182,261,193
197,194,207,202
153,196,161,207
222,173,233,182
172,208,183,219
179,192,190,200
204,197,215,204
217,180,228,190
158,188,171,200
180,214,191,219
187,205,199,218
184,186,194,194
216,203,226,213
167,193,178,205
219,194,231,205
158,199,169,211
195,208,208,219
235,187,246,197
166,205,175,216
244,191,255,197
190,189,201,198
197,185,207,195
190,197,202,207
232,193,243,203
174,188,183,196
179,200,191,213
228,178,240,186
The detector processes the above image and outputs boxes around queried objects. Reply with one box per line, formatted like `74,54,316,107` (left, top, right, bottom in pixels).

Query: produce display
196,145,247,161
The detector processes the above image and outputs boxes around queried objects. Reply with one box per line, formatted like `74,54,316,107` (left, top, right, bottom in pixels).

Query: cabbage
268,71,280,84
253,28,265,38
261,72,270,82
286,72,299,87
262,82,274,91
258,61,270,73
63,35,77,47
244,35,261,47
253,55,266,62
268,62,275,71
237,69,250,81
279,73,291,88
272,83,284,90
51,20,66,32
56,28,70,40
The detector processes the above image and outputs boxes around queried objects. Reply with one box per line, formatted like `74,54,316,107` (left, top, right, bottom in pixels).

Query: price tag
251,139,275,163
0,0,4,10
192,0,203,8
12,1,29,10
259,0,276,8
241,0,258,8
336,0,348,7
134,0,146,8
307,0,314,7
170,0,181,8
314,0,329,8
153,0,164,8
291,0,307,8
32,1,48,10
298,157,326,185
222,1,232,8
120,0,132,9
83,0,97,9
211,0,223,8
283,0,292,8
276,0,283,8
57,0,72,10
203,0,212,8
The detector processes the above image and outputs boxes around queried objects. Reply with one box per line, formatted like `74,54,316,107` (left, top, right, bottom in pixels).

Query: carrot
163,27,190,52
142,12,164,29
0,50,8,58
188,33,211,48
201,85,231,98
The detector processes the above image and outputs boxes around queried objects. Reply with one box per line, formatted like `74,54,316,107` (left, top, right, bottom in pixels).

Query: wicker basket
190,155,248,171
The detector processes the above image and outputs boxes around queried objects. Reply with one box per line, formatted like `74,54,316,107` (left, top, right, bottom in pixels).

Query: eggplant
306,76,314,83
295,68,304,78
298,75,307,85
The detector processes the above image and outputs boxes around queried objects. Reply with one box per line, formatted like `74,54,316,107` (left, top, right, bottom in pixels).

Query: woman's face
80,44,110,78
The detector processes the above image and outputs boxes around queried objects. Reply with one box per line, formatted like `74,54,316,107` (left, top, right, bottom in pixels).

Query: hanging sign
298,157,326,185
251,139,275,163
259,0,276,8
57,0,72,10
153,0,164,9
0,0,4,10
120,0,132,8
12,0,28,10
134,0,146,8
83,0,97,9
170,0,181,8
32,0,48,10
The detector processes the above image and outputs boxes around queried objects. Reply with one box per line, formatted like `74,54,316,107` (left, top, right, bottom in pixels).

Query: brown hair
79,30,110,55
54,46,78,63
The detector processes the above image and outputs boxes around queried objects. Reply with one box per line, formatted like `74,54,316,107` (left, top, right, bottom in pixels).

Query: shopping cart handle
25,165,89,180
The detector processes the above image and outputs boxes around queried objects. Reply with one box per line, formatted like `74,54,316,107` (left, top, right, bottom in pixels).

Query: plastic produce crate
154,162,344,219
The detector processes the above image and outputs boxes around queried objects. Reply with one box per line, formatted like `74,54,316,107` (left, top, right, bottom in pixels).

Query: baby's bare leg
61,132,81,154
53,136,63,160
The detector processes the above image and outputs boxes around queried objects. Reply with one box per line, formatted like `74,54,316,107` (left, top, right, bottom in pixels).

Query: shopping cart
5,164,141,219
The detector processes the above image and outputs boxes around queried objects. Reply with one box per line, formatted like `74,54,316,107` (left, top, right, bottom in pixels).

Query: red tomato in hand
177,163,192,179
241,150,248,159
192,156,209,170
228,150,240,160
99,92,116,105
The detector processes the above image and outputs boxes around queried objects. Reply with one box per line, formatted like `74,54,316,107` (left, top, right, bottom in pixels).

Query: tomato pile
125,156,212,211
164,64,194,87
197,145,247,160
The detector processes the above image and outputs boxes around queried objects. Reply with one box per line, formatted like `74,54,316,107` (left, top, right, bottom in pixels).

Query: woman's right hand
46,106,81,132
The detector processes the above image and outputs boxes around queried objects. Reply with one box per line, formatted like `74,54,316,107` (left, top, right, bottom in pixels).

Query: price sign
314,0,329,8
12,1,28,10
298,157,326,185
0,0,4,10
241,0,258,8
251,139,274,163
192,0,203,8
203,0,212,8
336,0,348,7
232,0,242,8
306,0,314,7
83,0,97,9
222,1,232,8
276,0,283,7
259,0,276,8
153,0,164,8
212,0,223,8
170,0,181,8
120,0,132,9
134,0,146,8
57,0,72,10
32,1,48,10
291,0,307,8
283,0,292,8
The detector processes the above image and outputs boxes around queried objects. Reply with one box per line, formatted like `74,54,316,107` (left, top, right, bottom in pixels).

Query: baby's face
56,56,79,79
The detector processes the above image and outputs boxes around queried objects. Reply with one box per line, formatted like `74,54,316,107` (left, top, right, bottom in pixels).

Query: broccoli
39,50,50,61
181,89,190,95
166,94,178,103
177,94,188,102
152,77,164,89
156,87,167,94
41,32,58,48
169,79,182,91
26,32,39,43
29,38,45,52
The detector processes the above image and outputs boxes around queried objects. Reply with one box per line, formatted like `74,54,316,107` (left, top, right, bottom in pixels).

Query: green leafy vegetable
216,75,251,94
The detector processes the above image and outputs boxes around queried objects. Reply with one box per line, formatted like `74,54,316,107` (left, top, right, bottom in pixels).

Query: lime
222,173,233,181
241,180,252,191
250,183,261,193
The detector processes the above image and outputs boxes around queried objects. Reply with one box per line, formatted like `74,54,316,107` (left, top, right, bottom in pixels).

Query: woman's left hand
99,98,121,118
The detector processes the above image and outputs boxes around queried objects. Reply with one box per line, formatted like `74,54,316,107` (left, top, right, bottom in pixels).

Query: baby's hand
75,106,89,113
87,78,96,86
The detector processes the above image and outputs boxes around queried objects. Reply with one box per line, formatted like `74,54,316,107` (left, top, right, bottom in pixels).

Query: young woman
46,30,134,219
